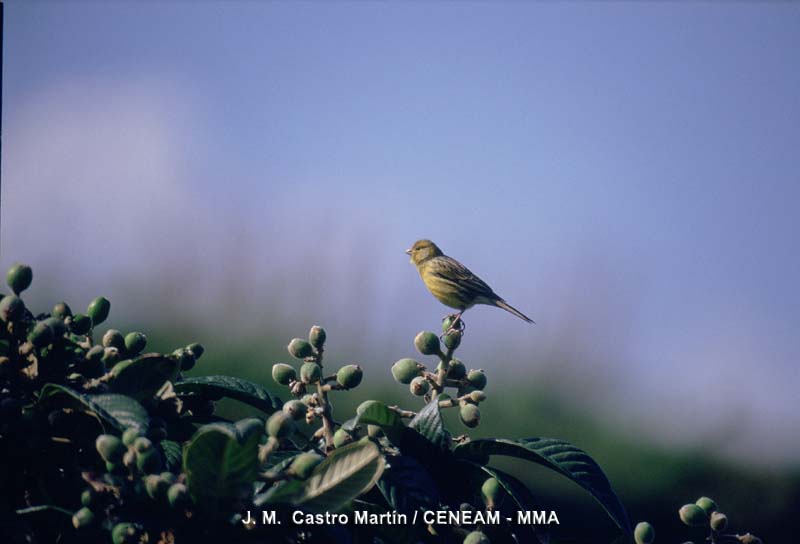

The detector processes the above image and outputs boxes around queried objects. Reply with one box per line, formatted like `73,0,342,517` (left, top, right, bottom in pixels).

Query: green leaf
183,418,264,499
261,438,385,513
109,354,180,402
174,375,281,413
408,399,450,451
160,440,183,473
91,394,149,432
38,384,148,433
454,438,631,533
352,400,404,444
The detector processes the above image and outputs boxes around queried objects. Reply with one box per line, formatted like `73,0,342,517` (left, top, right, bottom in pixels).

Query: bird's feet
441,313,465,337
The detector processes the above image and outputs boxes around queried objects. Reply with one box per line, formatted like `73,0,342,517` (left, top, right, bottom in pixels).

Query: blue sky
2,2,799,466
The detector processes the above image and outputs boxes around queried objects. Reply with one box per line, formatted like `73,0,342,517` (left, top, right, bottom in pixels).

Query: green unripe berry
266,411,295,438
145,474,170,500
710,512,727,531
442,316,457,333
392,358,422,384
467,370,487,390
463,531,491,544
414,331,441,356
282,399,307,421
469,390,487,403
634,521,655,544
460,404,481,428
95,434,126,463
122,427,142,447
160,471,178,484
409,376,430,396
81,488,97,508
111,522,143,544
29,321,54,347
72,507,95,529
124,332,147,354
695,496,718,515
186,342,204,359
122,450,137,470
137,449,162,474
288,338,314,359
442,330,462,351
133,436,153,453
481,477,503,509
0,295,24,322
167,483,190,509
43,316,66,338
87,297,110,325
103,348,121,366
308,326,326,349
333,428,353,448
7,264,33,295
272,363,297,385
70,313,92,335
679,503,708,526
446,358,466,379
52,302,72,319
173,348,196,371
300,362,322,384
102,329,125,349
290,452,324,479
336,364,363,389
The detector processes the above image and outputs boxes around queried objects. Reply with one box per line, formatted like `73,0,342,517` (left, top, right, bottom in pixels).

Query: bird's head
406,239,443,266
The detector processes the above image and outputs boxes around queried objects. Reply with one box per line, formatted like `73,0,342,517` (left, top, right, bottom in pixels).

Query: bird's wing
430,256,497,299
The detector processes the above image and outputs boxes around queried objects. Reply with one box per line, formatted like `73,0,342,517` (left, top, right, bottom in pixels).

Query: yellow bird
406,239,534,326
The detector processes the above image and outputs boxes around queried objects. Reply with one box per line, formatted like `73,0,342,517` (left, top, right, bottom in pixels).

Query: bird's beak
405,248,412,255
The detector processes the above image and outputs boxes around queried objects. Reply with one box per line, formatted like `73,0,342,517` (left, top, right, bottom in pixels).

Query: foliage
0,263,760,543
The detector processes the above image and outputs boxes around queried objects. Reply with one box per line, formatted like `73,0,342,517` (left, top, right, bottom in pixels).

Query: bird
406,239,534,328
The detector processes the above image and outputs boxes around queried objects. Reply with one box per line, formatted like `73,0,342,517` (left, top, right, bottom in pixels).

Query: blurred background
2,2,798,542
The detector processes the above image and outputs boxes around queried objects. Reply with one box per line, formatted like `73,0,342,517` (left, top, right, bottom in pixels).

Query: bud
467,370,487,390
738,534,762,544
409,376,430,396
695,496,718,515
333,428,353,448
634,521,655,544
710,512,727,531
460,404,481,428
81,488,98,508
167,483,190,509
87,297,111,325
469,390,487,403
336,364,363,389
481,477,503,509
137,449,163,474
272,363,296,385
414,331,441,356
0,295,24,322
28,321,54,347
102,329,125,349
447,358,467,379
288,338,314,359
6,263,33,295
282,399,307,421
72,507,95,529
463,531,490,544
308,326,326,349
679,503,708,526
124,332,147,355
111,522,144,544
290,452,324,479
70,313,92,335
442,330,462,351
95,434,126,463
267,411,295,438
52,302,72,319
145,474,170,500
122,427,142,447
391,358,422,384
186,342,204,359
133,436,154,453
300,362,322,384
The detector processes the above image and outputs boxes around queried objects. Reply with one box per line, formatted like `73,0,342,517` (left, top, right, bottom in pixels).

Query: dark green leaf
408,399,450,451
175,375,281,413
454,438,630,533
160,440,183,473
38,384,147,433
183,418,264,499
377,455,440,515
91,393,149,432
352,400,404,444
109,354,180,402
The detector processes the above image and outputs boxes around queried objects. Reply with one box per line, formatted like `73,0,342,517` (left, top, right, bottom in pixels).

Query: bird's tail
494,299,535,324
